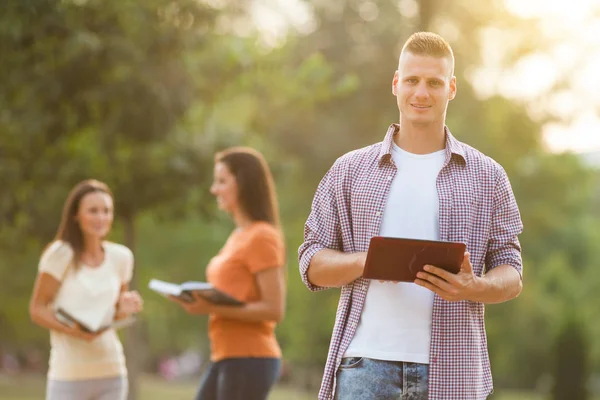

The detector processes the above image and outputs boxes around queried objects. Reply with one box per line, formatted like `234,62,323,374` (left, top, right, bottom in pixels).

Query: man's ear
449,76,457,100
392,71,399,96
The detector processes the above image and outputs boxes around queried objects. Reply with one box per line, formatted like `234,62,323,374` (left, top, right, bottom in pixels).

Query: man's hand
168,293,213,315
414,252,485,302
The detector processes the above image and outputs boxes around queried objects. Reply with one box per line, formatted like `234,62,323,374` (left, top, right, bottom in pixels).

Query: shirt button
375,212,381,216
387,176,392,181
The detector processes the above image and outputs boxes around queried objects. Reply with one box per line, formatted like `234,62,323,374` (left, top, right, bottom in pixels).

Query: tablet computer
362,236,466,282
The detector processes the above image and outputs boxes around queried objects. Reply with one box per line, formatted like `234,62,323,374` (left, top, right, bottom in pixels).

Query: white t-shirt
39,240,133,381
344,143,446,364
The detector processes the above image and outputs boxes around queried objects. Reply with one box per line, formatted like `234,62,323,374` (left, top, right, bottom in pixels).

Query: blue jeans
334,357,429,400
195,357,281,400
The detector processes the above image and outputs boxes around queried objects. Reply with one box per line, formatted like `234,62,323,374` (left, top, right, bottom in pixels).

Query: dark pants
334,357,429,400
195,357,281,400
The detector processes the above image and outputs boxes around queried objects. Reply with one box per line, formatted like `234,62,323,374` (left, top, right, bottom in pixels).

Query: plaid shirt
298,124,523,400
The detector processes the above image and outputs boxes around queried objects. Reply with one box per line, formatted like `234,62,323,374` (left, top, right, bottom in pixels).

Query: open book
148,279,244,306
55,308,137,334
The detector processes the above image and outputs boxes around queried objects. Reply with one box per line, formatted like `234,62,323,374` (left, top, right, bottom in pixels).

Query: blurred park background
1,0,600,399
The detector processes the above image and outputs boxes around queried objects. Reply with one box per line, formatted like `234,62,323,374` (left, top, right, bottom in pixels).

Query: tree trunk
418,0,435,31
122,213,141,400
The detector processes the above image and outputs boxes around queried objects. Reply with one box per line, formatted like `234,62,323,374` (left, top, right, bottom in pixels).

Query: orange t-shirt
206,221,285,362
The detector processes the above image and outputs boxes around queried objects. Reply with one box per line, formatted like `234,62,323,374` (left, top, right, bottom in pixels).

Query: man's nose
414,82,429,99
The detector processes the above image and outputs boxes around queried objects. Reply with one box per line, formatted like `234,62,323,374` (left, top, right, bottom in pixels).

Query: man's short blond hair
400,32,455,75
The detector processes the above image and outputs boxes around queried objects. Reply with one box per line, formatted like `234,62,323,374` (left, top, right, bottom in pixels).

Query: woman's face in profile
76,191,114,240
210,162,239,214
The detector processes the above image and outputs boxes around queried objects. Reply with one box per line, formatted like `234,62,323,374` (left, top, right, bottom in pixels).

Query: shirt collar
378,123,467,165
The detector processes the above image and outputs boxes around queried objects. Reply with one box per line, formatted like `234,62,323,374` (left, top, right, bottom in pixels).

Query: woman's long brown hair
215,147,280,228
51,179,113,269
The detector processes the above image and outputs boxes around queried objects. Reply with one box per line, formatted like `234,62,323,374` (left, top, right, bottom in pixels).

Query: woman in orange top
171,147,286,400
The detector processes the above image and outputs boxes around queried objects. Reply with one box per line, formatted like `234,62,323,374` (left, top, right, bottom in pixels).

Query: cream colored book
148,279,243,306
55,308,137,334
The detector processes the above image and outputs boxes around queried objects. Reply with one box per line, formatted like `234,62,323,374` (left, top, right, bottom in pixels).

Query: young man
298,32,523,400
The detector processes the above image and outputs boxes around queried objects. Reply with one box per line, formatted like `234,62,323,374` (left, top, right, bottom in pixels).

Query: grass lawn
1,374,597,400
0,374,314,400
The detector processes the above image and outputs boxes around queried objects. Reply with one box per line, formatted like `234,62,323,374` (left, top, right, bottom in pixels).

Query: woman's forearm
29,305,73,335
114,308,129,320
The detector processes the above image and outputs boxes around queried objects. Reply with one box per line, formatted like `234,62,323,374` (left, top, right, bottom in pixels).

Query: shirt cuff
487,256,523,280
299,244,330,292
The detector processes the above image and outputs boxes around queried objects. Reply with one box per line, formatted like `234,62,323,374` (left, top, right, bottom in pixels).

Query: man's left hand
414,252,485,302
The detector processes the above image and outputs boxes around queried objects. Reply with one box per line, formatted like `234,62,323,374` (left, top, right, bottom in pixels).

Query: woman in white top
29,179,143,400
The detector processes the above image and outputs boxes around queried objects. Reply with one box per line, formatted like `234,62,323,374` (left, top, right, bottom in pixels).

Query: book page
180,281,213,291
148,279,183,296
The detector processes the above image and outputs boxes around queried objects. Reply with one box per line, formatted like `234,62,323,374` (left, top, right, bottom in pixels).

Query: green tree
1,0,347,396
0,1,218,398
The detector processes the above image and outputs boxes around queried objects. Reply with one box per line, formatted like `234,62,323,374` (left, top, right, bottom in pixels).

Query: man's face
392,51,456,128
